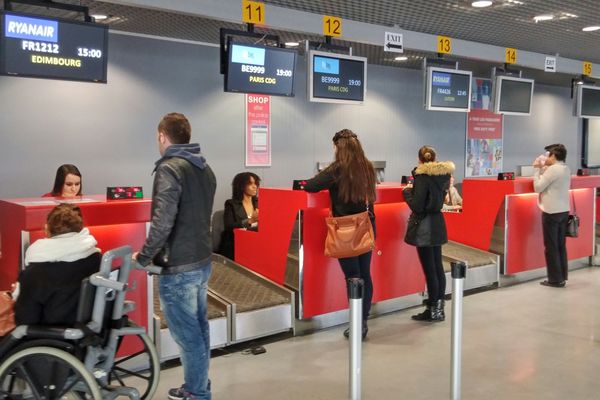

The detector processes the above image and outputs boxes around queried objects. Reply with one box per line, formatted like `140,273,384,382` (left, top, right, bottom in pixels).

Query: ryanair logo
5,14,58,43
431,72,451,87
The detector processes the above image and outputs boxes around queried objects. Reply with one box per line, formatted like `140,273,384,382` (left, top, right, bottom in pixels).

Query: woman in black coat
403,146,454,322
218,172,260,260
14,204,101,326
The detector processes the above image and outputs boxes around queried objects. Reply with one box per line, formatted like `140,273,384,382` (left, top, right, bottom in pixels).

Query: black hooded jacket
403,161,455,247
137,144,217,273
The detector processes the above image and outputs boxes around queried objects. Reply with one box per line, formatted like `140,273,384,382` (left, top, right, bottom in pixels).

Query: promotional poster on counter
466,94,503,178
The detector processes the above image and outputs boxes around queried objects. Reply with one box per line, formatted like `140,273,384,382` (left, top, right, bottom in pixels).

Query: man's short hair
548,143,567,162
158,113,191,144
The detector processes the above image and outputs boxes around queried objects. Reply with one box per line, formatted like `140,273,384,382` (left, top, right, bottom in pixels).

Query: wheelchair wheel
109,327,159,400
0,346,102,399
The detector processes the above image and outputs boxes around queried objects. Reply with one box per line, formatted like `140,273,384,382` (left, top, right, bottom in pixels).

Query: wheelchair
0,246,161,399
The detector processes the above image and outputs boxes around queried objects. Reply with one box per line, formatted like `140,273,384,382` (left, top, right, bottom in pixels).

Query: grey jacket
137,144,217,274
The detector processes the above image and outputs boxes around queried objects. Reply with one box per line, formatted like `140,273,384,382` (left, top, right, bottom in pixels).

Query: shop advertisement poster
245,94,271,167
465,109,503,177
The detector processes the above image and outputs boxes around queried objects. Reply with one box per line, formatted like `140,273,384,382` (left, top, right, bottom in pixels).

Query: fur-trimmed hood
414,161,455,176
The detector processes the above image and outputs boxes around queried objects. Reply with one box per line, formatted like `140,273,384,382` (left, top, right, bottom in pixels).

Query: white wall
0,33,581,209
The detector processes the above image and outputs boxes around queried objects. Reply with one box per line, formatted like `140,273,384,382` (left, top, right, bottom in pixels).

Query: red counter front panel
505,189,595,274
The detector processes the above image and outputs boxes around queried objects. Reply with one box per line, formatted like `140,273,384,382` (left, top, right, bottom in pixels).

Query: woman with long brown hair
304,129,377,339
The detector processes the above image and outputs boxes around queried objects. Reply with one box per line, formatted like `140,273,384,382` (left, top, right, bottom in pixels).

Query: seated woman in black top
14,204,101,326
218,172,260,260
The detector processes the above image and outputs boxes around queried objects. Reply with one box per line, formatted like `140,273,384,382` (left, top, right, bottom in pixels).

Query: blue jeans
159,264,212,400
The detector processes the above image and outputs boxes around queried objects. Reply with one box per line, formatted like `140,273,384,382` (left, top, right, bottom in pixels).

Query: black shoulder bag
566,191,579,238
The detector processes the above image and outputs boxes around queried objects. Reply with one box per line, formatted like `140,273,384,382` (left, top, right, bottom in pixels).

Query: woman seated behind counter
442,175,462,212
218,172,260,260
14,204,101,326
43,164,82,198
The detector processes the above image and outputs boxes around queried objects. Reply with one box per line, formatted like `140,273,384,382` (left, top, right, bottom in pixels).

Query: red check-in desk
234,185,425,319
0,195,151,329
444,176,599,276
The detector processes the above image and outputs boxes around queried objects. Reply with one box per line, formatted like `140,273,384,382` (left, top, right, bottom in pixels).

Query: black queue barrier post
450,261,467,400
347,278,364,400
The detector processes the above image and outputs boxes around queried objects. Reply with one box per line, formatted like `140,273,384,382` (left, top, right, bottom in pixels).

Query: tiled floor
152,266,600,399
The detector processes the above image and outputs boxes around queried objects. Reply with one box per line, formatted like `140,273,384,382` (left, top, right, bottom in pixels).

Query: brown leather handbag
324,211,375,258
0,291,16,336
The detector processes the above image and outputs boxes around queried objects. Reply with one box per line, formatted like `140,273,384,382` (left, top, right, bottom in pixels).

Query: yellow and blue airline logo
231,44,265,66
314,56,339,75
4,14,58,43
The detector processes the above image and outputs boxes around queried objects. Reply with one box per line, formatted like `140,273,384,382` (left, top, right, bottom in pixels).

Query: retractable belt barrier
347,278,363,400
450,261,467,400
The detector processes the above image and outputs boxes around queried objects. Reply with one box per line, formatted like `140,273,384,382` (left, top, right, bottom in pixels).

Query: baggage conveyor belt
152,254,294,361
442,241,500,293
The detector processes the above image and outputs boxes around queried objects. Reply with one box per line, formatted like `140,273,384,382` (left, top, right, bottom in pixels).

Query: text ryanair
5,15,58,42
431,72,451,87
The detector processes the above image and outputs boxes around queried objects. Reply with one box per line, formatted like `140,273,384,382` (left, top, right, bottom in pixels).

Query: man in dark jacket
135,113,216,400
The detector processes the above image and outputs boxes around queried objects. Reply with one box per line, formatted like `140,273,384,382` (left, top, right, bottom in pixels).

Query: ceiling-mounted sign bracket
425,55,458,70
307,39,351,55
4,0,92,22
219,27,281,74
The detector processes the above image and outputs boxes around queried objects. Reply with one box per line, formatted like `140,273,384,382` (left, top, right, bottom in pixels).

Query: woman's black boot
430,299,445,322
343,321,368,340
411,302,432,321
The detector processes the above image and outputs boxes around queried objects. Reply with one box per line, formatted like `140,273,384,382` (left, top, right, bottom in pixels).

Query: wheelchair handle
132,259,163,275
90,275,128,291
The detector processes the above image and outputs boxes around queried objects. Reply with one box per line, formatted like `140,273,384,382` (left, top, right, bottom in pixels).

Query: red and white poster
465,109,503,177
245,94,271,167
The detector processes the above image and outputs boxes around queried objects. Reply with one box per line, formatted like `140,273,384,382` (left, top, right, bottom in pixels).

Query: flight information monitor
225,42,297,97
425,66,472,112
493,76,534,116
0,11,108,83
575,85,600,118
308,50,367,104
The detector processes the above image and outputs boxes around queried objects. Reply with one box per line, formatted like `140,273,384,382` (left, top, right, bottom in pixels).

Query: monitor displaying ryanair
425,66,472,112
0,11,108,83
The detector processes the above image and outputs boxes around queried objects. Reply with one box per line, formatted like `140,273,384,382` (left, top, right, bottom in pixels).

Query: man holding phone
533,144,571,288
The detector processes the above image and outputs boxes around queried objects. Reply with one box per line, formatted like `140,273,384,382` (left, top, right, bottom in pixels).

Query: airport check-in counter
444,176,600,283
233,185,504,329
234,185,428,325
0,195,152,332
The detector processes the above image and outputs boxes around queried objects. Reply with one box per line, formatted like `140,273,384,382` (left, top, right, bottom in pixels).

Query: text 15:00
77,48,103,58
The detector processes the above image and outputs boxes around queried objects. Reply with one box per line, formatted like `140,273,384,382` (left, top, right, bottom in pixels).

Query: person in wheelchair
14,203,101,326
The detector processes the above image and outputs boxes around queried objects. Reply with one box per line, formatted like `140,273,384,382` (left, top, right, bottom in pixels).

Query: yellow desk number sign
242,1,265,25
505,48,517,64
583,61,593,76
437,36,451,54
323,15,342,37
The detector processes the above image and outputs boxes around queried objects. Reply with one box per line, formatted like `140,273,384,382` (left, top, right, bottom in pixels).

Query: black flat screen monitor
575,85,600,118
583,118,600,167
0,11,108,83
225,41,297,97
493,76,534,116
308,50,367,104
425,67,472,112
